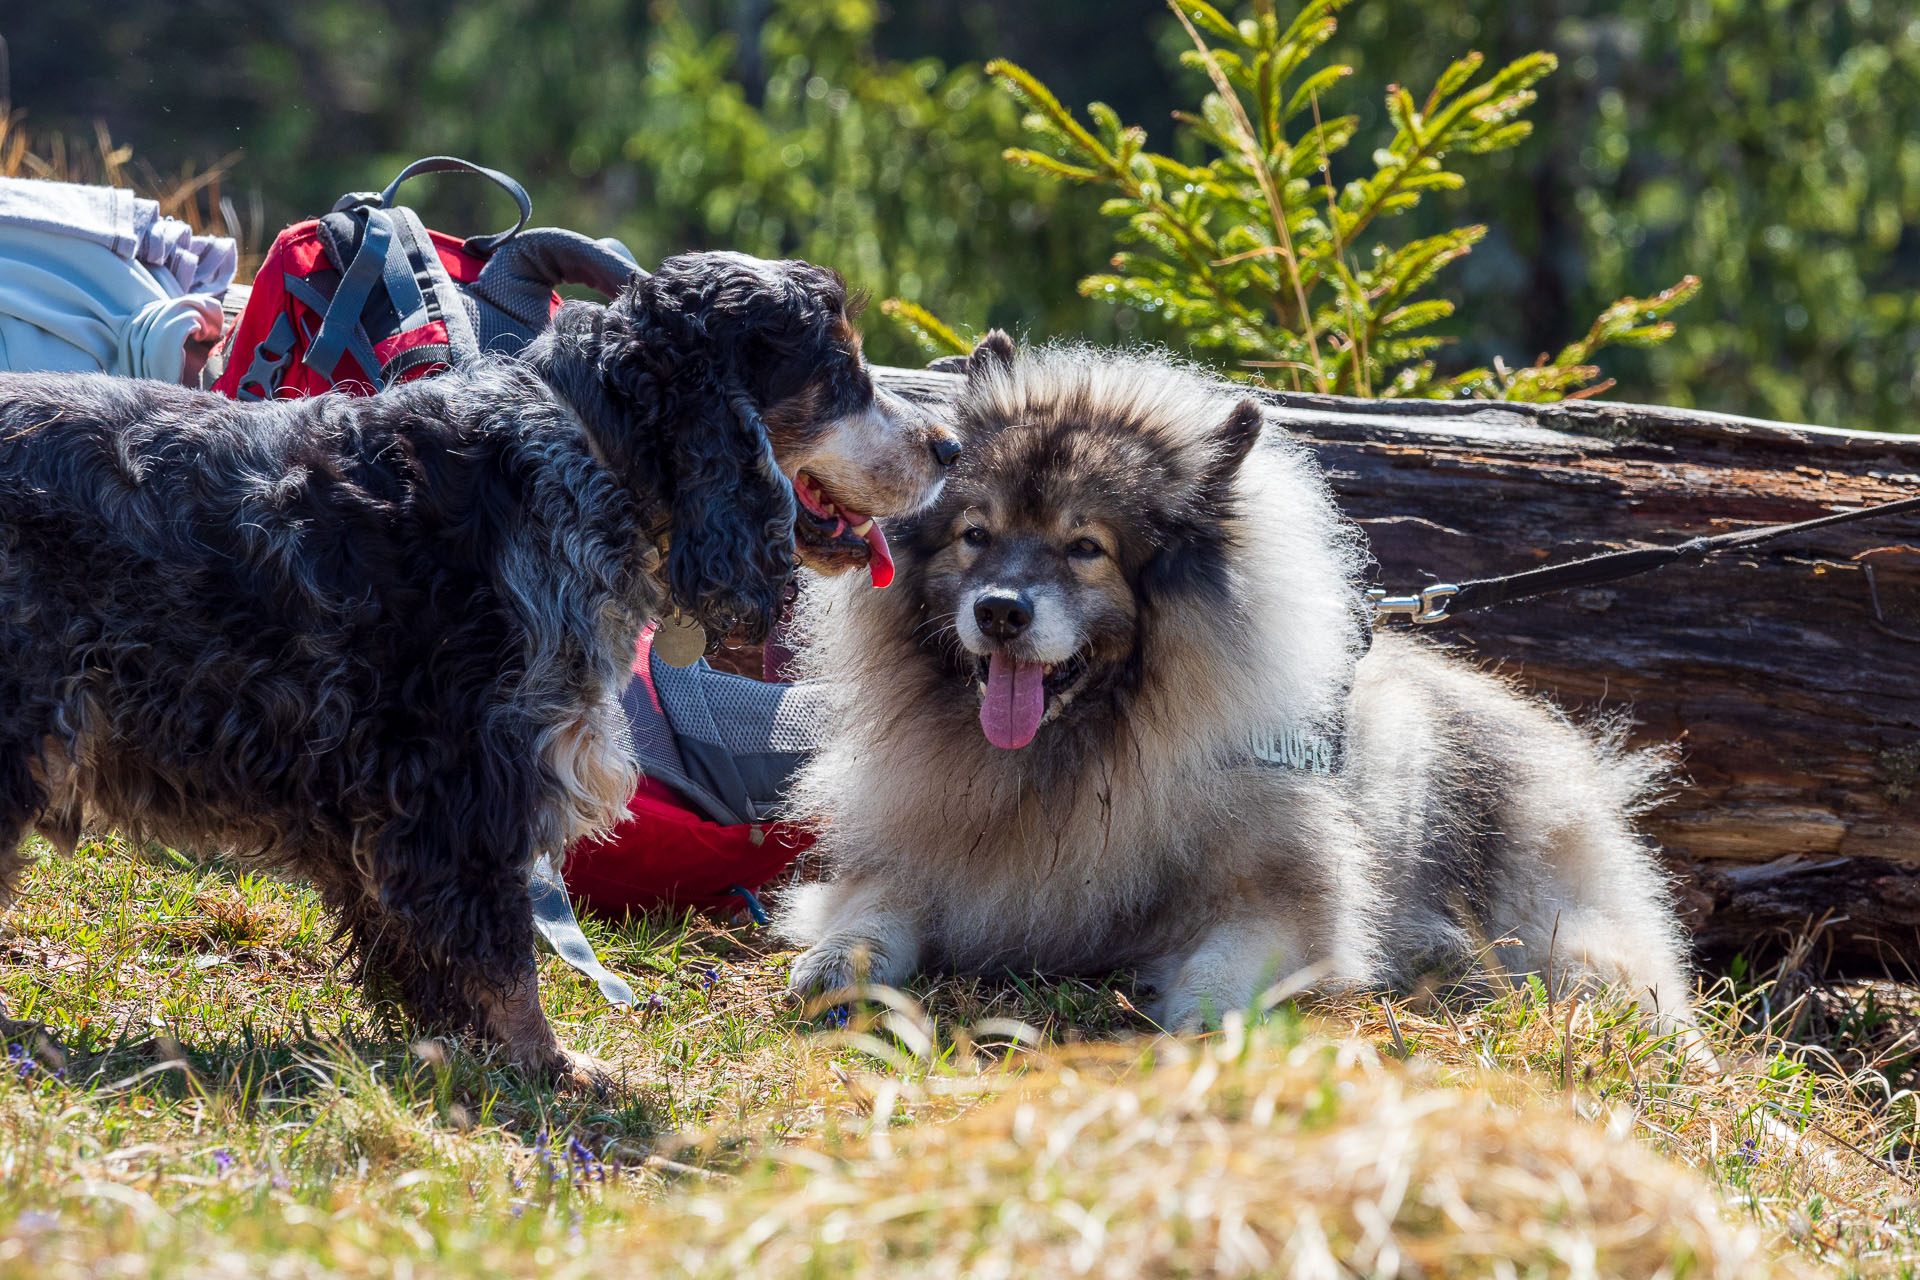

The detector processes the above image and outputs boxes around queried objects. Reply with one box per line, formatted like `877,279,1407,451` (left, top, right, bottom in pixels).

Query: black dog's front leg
356,772,615,1091
341,872,614,1092
468,954,615,1093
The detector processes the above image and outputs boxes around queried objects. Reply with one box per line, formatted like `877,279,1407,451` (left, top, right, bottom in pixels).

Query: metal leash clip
1367,583,1459,625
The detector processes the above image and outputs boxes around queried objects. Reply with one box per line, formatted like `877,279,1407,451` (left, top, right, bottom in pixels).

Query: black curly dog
0,251,955,1088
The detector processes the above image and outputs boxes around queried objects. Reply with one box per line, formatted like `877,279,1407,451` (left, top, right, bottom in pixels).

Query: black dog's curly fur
0,251,901,1083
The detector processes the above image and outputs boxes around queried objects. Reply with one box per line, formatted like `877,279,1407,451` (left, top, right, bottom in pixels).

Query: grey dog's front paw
787,935,897,999
1147,986,1219,1034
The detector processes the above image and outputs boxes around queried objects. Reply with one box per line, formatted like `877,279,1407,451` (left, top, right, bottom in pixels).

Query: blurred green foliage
5,0,1109,367
5,0,1918,426
404,0,1114,364
982,0,1698,400
1319,0,1920,428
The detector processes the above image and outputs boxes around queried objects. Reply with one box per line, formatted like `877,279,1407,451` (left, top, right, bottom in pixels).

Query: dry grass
0,836,1914,1277
641,1027,1815,1278
0,101,257,261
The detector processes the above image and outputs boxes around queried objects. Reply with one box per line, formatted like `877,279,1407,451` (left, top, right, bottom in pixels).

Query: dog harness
1248,725,1342,775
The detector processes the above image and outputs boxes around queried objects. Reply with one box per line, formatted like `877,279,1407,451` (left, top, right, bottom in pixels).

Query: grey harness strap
530,853,636,1008
529,651,830,1004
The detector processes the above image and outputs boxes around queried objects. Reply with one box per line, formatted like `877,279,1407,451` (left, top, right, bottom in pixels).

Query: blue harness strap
302,207,394,385
529,853,636,1008
282,274,381,393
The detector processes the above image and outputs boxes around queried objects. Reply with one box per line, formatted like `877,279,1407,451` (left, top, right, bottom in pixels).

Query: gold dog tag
653,610,708,668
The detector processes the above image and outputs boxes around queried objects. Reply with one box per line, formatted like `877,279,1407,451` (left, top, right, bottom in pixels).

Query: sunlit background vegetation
5,0,1920,427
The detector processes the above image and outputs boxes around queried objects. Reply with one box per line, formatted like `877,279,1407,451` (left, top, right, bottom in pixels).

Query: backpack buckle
330,190,384,213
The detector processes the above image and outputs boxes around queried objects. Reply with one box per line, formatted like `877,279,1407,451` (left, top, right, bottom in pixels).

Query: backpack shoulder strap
387,206,483,366
619,628,740,825
650,659,831,825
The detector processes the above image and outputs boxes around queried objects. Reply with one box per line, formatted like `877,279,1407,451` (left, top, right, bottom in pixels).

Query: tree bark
870,367,1920,974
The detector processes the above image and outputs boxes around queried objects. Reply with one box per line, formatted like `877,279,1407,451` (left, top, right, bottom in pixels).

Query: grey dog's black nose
929,432,962,468
974,589,1032,641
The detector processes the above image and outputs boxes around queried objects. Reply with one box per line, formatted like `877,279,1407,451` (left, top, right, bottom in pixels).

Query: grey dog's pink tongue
980,652,1046,749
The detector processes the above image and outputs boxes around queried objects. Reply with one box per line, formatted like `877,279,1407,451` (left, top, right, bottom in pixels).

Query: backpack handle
471,228,646,333
337,156,535,256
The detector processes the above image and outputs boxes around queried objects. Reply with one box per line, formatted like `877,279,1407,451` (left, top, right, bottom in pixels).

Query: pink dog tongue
980,652,1046,749
862,520,895,589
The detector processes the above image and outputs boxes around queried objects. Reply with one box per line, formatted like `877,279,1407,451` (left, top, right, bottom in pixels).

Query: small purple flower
825,1005,850,1029
534,1129,557,1182
1739,1138,1759,1166
566,1135,607,1184
212,1149,234,1175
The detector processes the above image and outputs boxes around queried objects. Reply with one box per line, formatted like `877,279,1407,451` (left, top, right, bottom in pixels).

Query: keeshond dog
775,334,1695,1034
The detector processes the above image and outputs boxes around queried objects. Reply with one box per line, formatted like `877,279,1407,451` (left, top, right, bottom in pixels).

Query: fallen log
871,367,1920,975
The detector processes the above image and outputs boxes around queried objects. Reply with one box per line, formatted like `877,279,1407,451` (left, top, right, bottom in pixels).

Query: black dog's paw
546,1046,619,1098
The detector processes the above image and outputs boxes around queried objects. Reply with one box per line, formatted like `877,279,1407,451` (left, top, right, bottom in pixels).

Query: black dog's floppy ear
662,370,795,643
1203,397,1264,488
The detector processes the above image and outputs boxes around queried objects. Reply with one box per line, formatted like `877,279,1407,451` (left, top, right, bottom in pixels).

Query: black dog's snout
974,589,1032,641
929,431,962,468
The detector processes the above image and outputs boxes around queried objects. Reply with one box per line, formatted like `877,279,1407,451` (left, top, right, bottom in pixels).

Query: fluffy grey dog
777,335,1694,1036
0,252,957,1088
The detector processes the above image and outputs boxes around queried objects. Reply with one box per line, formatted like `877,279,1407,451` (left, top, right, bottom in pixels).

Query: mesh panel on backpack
647,659,828,826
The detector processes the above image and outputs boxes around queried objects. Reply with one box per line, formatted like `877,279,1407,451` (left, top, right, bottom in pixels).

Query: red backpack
562,625,819,923
211,158,816,925
214,156,637,400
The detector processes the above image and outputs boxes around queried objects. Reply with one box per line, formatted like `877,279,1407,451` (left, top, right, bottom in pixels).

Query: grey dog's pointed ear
1204,397,1264,487
926,329,1016,377
969,329,1017,377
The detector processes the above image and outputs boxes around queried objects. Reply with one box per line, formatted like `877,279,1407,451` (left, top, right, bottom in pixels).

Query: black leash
1370,493,1920,624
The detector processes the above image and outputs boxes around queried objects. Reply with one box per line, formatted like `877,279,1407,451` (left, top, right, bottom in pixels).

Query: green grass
0,836,1914,1277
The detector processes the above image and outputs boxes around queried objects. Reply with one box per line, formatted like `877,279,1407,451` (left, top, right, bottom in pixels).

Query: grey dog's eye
962,526,991,548
1067,536,1103,559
